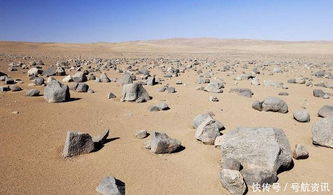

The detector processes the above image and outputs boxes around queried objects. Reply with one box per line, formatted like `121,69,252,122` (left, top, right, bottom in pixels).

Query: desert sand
0,38,333,195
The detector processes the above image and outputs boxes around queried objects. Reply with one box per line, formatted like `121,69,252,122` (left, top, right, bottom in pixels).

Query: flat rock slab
312,117,333,148
221,127,292,186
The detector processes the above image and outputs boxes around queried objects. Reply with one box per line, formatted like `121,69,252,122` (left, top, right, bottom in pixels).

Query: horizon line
1,37,333,45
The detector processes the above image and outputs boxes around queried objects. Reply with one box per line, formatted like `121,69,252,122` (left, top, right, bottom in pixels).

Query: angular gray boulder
74,83,89,92
96,176,125,195
221,127,293,186
192,112,215,129
312,117,333,148
121,83,151,103
145,132,181,154
195,117,222,145
44,80,70,103
63,131,95,157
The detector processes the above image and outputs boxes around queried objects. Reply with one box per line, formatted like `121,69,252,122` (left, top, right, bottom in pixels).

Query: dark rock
62,131,95,157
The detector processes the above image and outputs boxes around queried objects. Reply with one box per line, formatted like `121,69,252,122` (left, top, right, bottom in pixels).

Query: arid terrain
0,38,333,195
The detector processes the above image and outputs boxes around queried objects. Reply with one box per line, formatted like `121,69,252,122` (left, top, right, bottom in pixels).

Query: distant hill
1,38,333,58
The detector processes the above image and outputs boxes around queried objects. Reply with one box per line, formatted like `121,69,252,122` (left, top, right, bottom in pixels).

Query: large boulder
145,132,181,154
44,80,70,103
312,117,333,148
318,105,333,118
63,131,95,157
221,127,293,186
121,83,150,103
96,176,125,195
262,97,288,113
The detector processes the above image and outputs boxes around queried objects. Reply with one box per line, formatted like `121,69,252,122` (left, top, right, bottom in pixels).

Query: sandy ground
0,39,333,195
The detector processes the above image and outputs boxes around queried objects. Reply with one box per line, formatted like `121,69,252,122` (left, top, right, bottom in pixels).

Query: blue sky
0,0,332,42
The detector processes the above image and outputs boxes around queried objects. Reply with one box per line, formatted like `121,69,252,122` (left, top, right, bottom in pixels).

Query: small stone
252,100,263,111
220,169,246,195
147,132,181,154
88,89,95,93
148,105,160,112
26,89,40,96
92,129,110,144
293,144,309,159
166,87,176,93
158,103,170,110
74,83,89,92
293,110,310,122
209,96,219,102
135,130,148,139
9,85,22,92
278,92,289,96
96,176,125,195
108,92,117,99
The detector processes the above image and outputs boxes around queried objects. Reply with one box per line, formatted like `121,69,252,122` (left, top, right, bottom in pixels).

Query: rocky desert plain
0,38,333,195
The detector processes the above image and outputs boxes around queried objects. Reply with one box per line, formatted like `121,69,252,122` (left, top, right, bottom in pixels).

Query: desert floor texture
0,39,333,195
